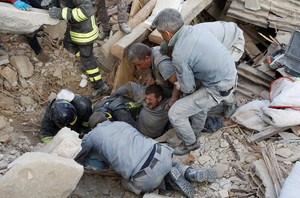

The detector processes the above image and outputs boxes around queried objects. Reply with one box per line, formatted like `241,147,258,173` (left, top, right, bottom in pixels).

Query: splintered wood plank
249,126,289,142
100,0,156,57
112,58,135,92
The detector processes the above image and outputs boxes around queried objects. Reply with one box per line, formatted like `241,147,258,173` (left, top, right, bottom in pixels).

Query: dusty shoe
119,23,132,34
224,103,237,119
90,82,109,100
37,51,50,63
99,31,110,40
173,141,200,156
185,168,217,183
166,167,194,198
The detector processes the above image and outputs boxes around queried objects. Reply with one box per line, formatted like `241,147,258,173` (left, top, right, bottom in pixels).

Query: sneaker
224,103,237,119
99,31,110,40
173,141,200,156
185,168,217,183
166,167,194,198
36,51,50,63
90,82,109,100
119,23,132,34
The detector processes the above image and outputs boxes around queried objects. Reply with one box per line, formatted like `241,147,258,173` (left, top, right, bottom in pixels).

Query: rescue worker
40,89,92,144
94,94,141,130
0,0,51,63
152,9,237,155
75,111,217,197
127,43,181,109
96,0,132,40
41,0,109,99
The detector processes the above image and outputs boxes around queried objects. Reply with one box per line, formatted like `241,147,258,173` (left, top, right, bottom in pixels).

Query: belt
134,144,162,178
219,86,234,97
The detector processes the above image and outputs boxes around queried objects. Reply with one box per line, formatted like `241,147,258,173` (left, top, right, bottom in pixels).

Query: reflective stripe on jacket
61,0,99,44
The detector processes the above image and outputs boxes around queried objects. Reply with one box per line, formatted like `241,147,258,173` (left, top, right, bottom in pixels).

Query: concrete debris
0,55,9,66
275,148,293,158
10,56,34,78
20,96,35,106
218,189,229,198
0,116,7,130
0,152,83,198
38,127,82,159
0,66,18,87
0,3,59,34
43,21,67,40
251,159,277,198
214,163,230,179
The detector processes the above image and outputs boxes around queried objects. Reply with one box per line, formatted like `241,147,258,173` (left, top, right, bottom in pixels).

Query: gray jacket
196,21,242,50
76,120,156,179
169,25,237,94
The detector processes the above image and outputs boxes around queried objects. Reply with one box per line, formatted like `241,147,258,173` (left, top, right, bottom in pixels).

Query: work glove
40,136,53,144
41,0,54,7
49,7,62,20
13,0,31,11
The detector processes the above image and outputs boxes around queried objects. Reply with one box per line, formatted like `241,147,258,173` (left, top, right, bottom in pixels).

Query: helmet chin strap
70,116,78,126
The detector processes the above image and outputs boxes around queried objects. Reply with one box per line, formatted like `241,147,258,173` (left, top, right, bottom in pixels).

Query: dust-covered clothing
168,25,237,145
196,21,245,61
113,82,170,138
137,98,169,138
75,120,189,194
151,46,174,98
96,0,128,31
40,95,92,138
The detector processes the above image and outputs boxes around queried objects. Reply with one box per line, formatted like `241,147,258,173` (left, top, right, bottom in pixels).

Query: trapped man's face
145,93,161,109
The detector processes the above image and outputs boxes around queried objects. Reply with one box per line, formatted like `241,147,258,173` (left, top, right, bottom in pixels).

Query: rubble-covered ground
0,30,298,198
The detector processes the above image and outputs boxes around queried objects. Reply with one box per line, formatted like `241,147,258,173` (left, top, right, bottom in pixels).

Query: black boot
184,167,217,183
165,167,194,198
91,80,109,99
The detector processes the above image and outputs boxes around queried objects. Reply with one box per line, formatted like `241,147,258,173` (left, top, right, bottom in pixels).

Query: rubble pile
1,0,300,197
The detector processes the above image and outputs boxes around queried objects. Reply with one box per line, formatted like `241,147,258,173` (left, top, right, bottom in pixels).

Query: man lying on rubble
94,83,170,138
0,0,54,63
127,43,181,110
75,111,217,198
40,89,92,144
41,0,109,99
152,9,237,156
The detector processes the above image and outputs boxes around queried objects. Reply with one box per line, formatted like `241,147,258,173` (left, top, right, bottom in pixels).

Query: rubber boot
165,167,195,198
184,167,217,183
91,80,109,99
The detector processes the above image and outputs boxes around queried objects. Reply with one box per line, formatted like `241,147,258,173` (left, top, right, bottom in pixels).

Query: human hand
41,0,53,7
13,0,31,11
49,7,62,19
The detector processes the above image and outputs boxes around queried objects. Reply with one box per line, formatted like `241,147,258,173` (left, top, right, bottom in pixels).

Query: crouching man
75,111,217,197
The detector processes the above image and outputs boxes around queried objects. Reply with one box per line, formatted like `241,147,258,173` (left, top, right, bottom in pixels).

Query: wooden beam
111,23,151,59
249,126,289,142
148,0,213,44
112,58,135,92
100,0,156,57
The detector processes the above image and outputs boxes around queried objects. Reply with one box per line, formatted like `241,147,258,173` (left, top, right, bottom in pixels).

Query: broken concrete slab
0,116,7,130
20,96,35,106
0,3,59,34
275,148,293,158
43,21,67,40
0,66,18,87
10,56,34,78
0,152,83,198
38,127,82,159
0,55,9,66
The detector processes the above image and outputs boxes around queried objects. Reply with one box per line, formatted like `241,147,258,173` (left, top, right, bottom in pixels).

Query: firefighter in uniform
41,0,108,98
40,89,93,144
